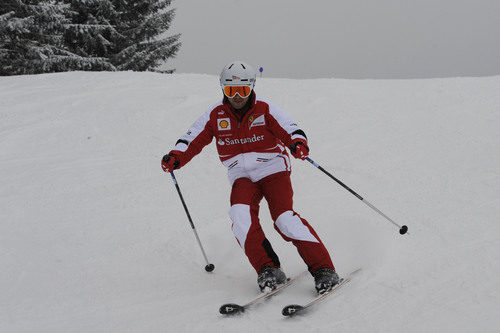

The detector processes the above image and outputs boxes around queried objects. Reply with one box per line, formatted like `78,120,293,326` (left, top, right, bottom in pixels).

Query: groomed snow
1,72,499,332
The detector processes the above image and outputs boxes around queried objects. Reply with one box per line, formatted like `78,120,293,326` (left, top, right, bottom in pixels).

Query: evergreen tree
1,0,66,74
62,0,117,70
0,0,111,75
0,0,180,75
110,0,180,71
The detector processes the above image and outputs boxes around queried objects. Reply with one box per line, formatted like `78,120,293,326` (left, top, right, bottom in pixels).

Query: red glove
161,151,182,172
289,138,309,160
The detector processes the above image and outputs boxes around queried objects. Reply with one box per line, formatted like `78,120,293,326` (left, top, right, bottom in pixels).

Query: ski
219,271,308,315
282,268,362,317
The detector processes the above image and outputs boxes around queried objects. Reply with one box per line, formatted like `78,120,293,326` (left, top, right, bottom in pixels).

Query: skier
162,61,339,294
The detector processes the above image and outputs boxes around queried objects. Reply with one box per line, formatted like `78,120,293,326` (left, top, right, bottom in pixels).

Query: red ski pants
229,171,334,274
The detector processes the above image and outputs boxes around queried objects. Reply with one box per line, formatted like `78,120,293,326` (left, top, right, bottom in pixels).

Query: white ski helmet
219,61,256,89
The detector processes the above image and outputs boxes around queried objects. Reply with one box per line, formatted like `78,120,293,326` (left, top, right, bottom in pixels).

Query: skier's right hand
162,152,181,172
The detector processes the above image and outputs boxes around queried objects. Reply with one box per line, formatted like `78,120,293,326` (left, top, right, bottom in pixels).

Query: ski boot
257,266,287,292
313,268,340,294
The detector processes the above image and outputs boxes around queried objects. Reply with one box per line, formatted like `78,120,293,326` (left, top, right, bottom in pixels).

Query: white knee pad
275,211,319,243
229,204,252,249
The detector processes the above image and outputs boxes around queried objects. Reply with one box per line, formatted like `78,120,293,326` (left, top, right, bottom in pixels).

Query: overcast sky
167,0,500,79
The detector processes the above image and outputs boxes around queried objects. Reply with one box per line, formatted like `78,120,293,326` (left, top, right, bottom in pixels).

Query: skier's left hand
289,138,309,160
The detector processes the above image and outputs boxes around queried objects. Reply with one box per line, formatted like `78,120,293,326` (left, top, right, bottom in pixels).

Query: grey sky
167,0,500,79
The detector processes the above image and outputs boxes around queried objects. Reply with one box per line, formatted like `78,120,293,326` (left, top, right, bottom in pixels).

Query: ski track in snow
0,72,499,332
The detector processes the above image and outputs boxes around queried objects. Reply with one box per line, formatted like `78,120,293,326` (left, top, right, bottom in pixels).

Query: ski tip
282,304,304,317
219,303,244,315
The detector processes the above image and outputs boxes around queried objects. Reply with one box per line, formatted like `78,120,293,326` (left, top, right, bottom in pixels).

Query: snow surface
0,72,499,332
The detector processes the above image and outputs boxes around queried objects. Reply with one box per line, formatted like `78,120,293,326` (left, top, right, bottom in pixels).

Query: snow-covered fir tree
1,0,180,75
62,0,117,71
63,0,180,72
110,0,181,71
0,0,103,75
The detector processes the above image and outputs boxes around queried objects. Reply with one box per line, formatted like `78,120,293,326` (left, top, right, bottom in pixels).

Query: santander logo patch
217,134,265,146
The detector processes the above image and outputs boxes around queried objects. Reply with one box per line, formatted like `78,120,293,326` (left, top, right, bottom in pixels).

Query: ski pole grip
306,157,319,168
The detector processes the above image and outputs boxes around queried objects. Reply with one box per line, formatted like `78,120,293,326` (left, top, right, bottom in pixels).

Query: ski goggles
223,85,252,98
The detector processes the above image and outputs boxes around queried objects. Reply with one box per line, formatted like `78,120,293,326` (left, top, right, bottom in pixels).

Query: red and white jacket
172,93,307,184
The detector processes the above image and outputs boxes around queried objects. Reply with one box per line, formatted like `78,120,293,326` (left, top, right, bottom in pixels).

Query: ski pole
170,171,215,272
306,157,408,235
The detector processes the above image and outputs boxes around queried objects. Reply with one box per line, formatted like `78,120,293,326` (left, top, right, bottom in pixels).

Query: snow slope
0,72,499,332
